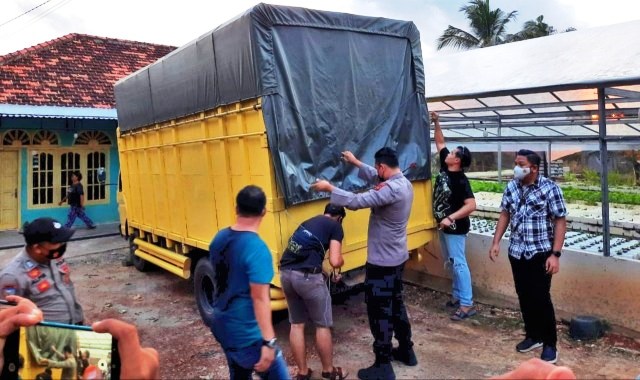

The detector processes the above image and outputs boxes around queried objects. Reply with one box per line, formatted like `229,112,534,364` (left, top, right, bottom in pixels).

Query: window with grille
32,152,54,205
86,152,106,201
60,152,81,201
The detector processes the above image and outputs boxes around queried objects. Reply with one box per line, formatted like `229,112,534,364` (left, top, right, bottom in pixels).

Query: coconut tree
505,15,576,42
437,0,518,50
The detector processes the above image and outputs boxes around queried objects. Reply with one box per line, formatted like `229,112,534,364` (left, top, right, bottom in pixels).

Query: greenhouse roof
425,20,640,145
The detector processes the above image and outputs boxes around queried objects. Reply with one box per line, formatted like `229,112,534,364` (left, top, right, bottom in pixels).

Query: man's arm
489,210,511,261
331,185,398,211
440,198,476,230
250,283,275,372
431,112,445,153
328,240,344,268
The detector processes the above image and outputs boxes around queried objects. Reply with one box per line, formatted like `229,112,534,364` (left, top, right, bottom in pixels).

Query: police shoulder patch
2,286,17,297
374,183,387,191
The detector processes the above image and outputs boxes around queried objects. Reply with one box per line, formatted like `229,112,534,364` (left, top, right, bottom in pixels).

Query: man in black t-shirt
279,204,347,380
431,112,477,321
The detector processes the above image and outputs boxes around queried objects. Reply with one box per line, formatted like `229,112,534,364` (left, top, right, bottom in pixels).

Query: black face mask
45,244,67,260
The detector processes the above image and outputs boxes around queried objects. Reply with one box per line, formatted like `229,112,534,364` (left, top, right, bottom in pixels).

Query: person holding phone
0,217,84,325
1,296,159,380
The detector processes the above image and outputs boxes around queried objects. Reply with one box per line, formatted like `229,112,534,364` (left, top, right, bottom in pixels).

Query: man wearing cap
312,147,416,380
279,203,348,380
0,217,84,325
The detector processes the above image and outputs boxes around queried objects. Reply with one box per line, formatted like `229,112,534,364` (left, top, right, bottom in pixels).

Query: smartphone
2,321,120,380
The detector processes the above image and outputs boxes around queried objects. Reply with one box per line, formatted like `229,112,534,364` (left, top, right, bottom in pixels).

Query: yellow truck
114,3,435,325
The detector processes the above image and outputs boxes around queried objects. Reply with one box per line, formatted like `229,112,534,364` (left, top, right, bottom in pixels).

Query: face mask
513,166,530,181
45,244,67,260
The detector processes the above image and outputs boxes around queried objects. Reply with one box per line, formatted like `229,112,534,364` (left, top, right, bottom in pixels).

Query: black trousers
509,253,557,347
364,262,413,363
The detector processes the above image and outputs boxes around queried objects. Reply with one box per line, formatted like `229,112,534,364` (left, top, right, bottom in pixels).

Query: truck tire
194,258,216,327
129,233,154,272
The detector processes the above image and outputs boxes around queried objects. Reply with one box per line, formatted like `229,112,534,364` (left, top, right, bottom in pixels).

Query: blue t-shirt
208,228,273,350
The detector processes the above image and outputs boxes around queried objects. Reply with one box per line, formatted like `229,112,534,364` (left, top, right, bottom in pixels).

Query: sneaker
322,366,348,380
516,338,543,353
450,307,477,321
541,345,558,364
391,347,417,366
357,362,395,380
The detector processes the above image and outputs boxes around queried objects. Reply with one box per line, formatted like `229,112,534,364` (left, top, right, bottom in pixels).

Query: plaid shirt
500,175,567,259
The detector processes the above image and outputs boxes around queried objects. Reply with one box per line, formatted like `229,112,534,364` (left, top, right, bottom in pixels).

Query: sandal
295,368,313,380
450,307,477,321
445,299,460,308
322,366,348,380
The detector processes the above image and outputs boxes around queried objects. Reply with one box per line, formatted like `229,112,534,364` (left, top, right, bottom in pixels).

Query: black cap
22,217,75,245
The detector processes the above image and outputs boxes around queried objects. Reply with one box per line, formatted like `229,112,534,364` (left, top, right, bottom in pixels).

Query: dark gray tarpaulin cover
114,3,430,205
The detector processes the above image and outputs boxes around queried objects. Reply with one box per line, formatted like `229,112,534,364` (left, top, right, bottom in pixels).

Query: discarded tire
569,315,603,340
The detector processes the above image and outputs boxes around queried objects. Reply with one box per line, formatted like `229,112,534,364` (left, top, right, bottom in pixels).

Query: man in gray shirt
0,217,84,325
312,147,416,380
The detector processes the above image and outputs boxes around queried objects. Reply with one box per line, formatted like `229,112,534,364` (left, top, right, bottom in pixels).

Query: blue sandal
450,307,477,321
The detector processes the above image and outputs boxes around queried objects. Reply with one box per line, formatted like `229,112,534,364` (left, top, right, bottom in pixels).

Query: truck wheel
129,233,153,272
194,258,216,327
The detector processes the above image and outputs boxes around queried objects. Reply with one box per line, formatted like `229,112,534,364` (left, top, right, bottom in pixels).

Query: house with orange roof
0,34,175,231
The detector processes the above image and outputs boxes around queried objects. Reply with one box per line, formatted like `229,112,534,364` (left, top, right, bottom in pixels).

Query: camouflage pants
364,262,413,362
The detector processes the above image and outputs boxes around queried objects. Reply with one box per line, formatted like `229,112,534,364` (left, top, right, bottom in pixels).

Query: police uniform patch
2,286,17,297
36,280,51,293
24,260,36,270
374,183,387,191
27,268,42,279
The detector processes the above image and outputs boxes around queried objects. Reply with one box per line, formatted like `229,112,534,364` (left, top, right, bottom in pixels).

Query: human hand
438,217,454,231
254,345,275,373
489,243,500,262
430,112,439,123
0,296,43,369
545,255,560,275
39,358,49,365
341,151,358,165
311,180,334,193
92,319,159,380
491,358,576,379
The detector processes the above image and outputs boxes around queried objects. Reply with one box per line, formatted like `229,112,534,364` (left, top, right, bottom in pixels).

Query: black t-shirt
279,215,344,271
433,147,474,234
67,183,84,207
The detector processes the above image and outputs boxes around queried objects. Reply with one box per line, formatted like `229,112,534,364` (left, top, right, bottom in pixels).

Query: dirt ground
6,239,640,379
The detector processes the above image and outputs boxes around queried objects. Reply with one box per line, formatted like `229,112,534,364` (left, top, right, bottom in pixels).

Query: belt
291,267,322,274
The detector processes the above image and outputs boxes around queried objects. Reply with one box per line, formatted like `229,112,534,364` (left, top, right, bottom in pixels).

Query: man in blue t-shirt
279,204,348,380
208,185,289,380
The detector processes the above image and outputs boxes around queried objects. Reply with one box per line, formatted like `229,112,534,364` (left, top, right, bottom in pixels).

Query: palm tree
505,15,576,42
437,0,518,50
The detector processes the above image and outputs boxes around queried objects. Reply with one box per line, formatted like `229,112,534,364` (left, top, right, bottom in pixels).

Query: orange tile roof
0,33,176,109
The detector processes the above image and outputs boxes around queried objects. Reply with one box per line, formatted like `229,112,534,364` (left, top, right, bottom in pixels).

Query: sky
1,0,639,59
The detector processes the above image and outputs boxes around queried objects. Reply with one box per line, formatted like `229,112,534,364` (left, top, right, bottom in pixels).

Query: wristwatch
262,337,277,349
551,250,562,258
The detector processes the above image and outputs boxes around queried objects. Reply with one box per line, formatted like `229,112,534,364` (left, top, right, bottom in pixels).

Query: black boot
357,361,395,380
391,346,418,366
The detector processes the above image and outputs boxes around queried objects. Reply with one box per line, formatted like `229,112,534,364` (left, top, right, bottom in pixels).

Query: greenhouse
411,20,640,333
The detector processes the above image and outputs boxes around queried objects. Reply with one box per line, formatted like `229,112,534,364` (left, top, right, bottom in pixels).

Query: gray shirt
0,249,84,324
331,164,413,266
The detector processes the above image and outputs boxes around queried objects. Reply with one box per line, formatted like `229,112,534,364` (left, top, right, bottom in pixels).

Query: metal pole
547,141,552,178
497,118,502,184
597,87,611,257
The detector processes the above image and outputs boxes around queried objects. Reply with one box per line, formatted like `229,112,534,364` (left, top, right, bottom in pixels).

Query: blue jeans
223,340,290,380
439,232,473,307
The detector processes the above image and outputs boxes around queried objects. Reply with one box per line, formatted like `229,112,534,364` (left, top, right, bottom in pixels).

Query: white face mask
513,166,530,180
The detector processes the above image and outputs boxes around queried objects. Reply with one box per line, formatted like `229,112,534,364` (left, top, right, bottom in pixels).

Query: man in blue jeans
430,112,477,321
208,185,290,380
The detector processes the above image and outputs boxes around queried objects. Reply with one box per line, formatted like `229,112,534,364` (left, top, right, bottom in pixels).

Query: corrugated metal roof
0,104,117,119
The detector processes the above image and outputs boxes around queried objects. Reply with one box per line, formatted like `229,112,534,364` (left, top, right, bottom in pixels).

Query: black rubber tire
129,232,154,272
194,258,216,327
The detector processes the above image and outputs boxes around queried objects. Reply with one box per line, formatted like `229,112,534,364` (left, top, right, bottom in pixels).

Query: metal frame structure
425,20,640,257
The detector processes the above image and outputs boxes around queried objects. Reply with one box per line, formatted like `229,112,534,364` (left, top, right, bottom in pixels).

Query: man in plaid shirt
489,149,567,364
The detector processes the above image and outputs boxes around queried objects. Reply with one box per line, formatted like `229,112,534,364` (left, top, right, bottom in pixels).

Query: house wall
405,232,640,334
0,117,120,229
